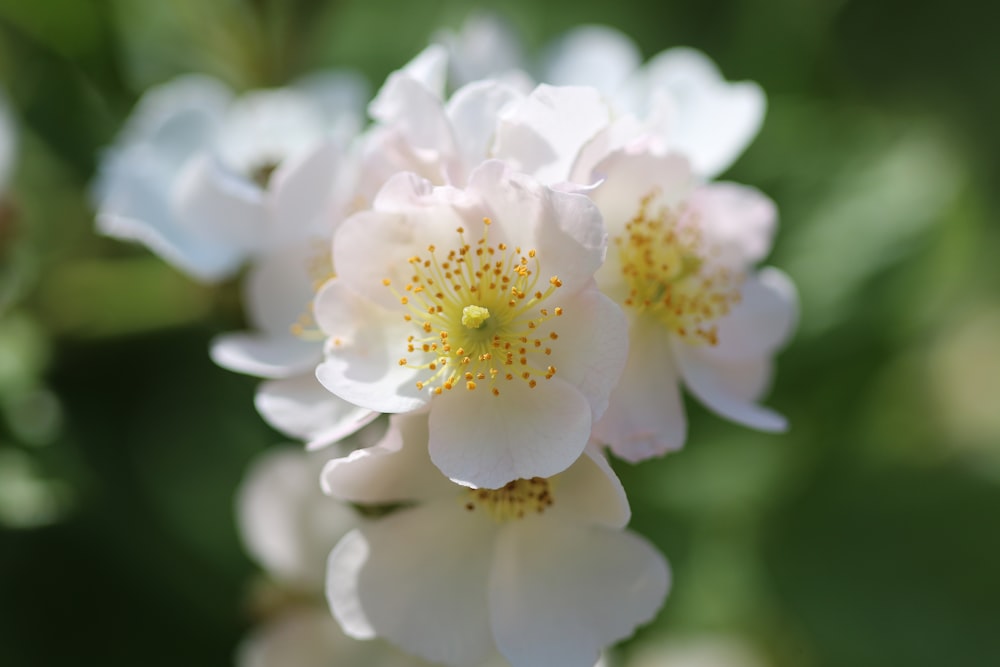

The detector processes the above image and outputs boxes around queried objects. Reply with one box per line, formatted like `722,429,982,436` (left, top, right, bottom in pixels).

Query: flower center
615,192,742,345
463,477,554,521
385,218,565,396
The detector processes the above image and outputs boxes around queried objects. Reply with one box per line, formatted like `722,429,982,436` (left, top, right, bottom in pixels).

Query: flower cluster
95,18,796,667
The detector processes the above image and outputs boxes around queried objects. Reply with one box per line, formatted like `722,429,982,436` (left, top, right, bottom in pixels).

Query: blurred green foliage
1,0,999,665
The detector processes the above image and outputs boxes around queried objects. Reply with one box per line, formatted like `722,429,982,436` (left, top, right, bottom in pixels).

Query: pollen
462,477,555,522
616,191,743,345
383,217,566,396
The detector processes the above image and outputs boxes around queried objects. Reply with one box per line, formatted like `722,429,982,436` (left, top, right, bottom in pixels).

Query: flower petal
468,160,607,296
94,146,243,281
708,267,798,363
267,139,344,242
543,284,628,421
327,504,497,667
210,332,321,378
593,315,688,460
321,411,452,504
445,80,523,177
543,25,641,93
314,281,426,414
633,48,765,178
237,446,357,589
686,182,777,266
494,84,612,184
555,446,631,528
490,518,670,667
172,153,268,254
674,337,787,432
428,375,592,488
255,373,376,447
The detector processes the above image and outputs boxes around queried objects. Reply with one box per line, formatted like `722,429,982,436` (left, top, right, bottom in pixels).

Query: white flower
544,25,765,178
0,88,16,194
93,72,367,281
585,149,796,461
315,160,628,488
323,411,669,667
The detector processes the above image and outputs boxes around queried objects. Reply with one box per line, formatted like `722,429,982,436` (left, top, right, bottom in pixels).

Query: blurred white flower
236,445,359,591
324,411,669,667
543,25,765,178
93,71,367,281
315,160,627,488
586,149,796,460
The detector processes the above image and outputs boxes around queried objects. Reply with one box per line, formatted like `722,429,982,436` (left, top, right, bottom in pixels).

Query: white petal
332,177,480,308
445,80,523,175
215,88,328,175
635,48,765,177
236,446,357,589
708,268,798,363
490,518,670,667
244,241,322,334
94,148,243,281
210,332,321,378
589,151,696,237
327,504,497,667
321,411,452,504
593,315,688,461
371,44,449,111
543,25,641,93
267,139,343,241
468,161,607,296
436,13,525,88
543,285,628,421
686,182,777,266
555,446,630,528
172,153,268,253
255,374,376,446
494,84,612,184
313,281,427,414
428,375,592,488
674,338,787,432
115,74,230,167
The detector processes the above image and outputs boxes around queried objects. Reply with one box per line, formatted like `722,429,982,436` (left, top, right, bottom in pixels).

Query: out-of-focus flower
315,160,627,488
235,441,462,667
93,71,367,281
324,411,669,667
543,25,765,179
587,150,796,460
435,13,526,90
236,445,359,591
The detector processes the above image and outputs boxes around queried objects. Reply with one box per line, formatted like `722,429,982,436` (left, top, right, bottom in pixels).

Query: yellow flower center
615,192,742,345
385,218,565,396
463,477,555,521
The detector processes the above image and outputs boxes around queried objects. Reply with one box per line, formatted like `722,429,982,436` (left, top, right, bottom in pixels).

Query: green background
1,0,998,665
